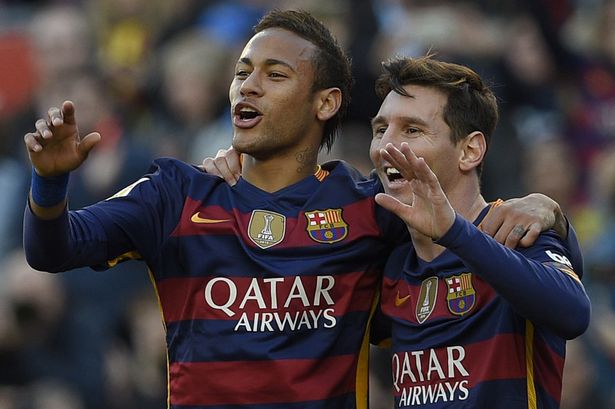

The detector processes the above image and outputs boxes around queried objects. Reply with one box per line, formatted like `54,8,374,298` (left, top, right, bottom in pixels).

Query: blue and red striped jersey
24,158,407,409
376,205,590,408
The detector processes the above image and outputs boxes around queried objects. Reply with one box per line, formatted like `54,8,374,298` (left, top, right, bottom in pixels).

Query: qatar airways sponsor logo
392,346,470,407
203,275,337,332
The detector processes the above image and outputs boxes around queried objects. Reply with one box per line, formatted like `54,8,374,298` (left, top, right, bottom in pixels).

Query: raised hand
374,142,456,240
24,101,101,177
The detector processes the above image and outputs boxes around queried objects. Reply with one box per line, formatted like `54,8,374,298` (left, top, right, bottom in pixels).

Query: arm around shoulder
438,215,591,340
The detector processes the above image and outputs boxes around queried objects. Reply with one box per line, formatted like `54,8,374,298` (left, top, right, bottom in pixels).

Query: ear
459,131,486,173
315,87,342,121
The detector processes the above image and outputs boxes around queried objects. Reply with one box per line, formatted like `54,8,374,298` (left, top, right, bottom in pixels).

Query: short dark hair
255,9,353,152
375,55,498,175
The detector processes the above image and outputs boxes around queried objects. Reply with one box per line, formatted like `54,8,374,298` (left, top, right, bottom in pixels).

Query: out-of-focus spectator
87,0,168,124
520,137,601,247
0,249,70,387
371,0,505,63
28,4,93,86
1,1,614,407
28,379,85,409
560,338,606,409
196,0,274,48
0,31,36,118
154,29,232,162
104,289,166,409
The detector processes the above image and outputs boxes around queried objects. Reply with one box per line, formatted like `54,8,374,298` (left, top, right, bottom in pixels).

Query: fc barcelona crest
445,273,476,316
305,208,348,244
248,210,286,249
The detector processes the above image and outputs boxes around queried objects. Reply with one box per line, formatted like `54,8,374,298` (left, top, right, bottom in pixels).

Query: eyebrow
238,57,296,72
370,115,429,128
370,116,385,128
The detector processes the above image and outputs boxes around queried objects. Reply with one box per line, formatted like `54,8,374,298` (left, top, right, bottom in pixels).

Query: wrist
30,167,69,207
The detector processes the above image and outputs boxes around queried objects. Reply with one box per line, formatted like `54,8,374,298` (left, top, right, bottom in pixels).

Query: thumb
78,132,102,157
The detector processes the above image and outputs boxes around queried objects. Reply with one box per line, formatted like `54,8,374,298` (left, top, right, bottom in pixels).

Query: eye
372,126,387,138
268,71,287,79
235,70,249,79
405,127,421,135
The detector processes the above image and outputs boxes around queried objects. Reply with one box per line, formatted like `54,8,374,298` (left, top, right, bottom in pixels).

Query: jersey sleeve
24,158,186,272
436,214,591,340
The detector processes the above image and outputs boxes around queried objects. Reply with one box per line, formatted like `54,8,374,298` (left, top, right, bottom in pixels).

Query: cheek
369,139,381,165
229,80,240,101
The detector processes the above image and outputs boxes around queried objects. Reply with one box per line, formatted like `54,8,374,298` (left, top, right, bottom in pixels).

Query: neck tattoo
295,146,318,174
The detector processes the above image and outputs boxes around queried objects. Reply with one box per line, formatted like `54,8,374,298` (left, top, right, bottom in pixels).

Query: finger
518,223,541,248
213,156,239,186
392,143,443,198
61,100,76,126
35,119,52,139
201,157,217,173
225,147,242,181
381,144,415,177
47,107,63,127
214,148,229,158
24,132,43,153
77,132,101,157
491,218,517,246
479,206,504,237
375,192,412,223
502,223,528,248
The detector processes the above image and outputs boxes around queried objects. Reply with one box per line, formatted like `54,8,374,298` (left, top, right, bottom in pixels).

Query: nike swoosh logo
191,212,231,224
395,291,411,307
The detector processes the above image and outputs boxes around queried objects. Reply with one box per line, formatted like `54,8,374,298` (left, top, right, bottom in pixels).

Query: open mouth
385,167,405,183
232,102,263,128
238,107,261,120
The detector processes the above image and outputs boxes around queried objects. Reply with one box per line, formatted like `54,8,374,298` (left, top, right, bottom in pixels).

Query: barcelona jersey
24,158,407,409
376,205,589,408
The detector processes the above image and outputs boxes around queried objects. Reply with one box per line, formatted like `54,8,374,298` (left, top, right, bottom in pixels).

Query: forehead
377,84,448,122
239,28,317,69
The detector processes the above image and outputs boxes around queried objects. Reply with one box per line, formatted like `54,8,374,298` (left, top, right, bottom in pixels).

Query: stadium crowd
0,0,614,408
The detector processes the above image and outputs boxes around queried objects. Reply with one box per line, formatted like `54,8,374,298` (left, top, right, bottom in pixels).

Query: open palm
24,101,101,177
375,143,456,240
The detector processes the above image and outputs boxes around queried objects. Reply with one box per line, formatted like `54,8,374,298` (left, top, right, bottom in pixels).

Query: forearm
437,215,590,339
29,168,68,219
23,203,110,272
24,202,72,272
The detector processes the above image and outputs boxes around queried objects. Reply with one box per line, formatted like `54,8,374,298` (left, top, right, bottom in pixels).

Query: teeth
240,107,257,113
386,168,400,175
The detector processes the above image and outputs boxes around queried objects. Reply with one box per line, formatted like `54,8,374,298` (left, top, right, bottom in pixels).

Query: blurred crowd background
0,0,614,408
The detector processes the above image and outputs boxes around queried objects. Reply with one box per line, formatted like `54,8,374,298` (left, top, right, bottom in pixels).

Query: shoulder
321,160,381,195
147,157,225,185
520,230,578,271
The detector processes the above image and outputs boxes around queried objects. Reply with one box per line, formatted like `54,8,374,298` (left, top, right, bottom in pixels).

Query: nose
239,72,263,97
379,127,396,148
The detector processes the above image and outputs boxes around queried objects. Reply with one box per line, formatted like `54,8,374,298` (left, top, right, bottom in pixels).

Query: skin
204,80,567,248
24,101,101,220
369,84,488,260
229,27,341,192
24,27,344,220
